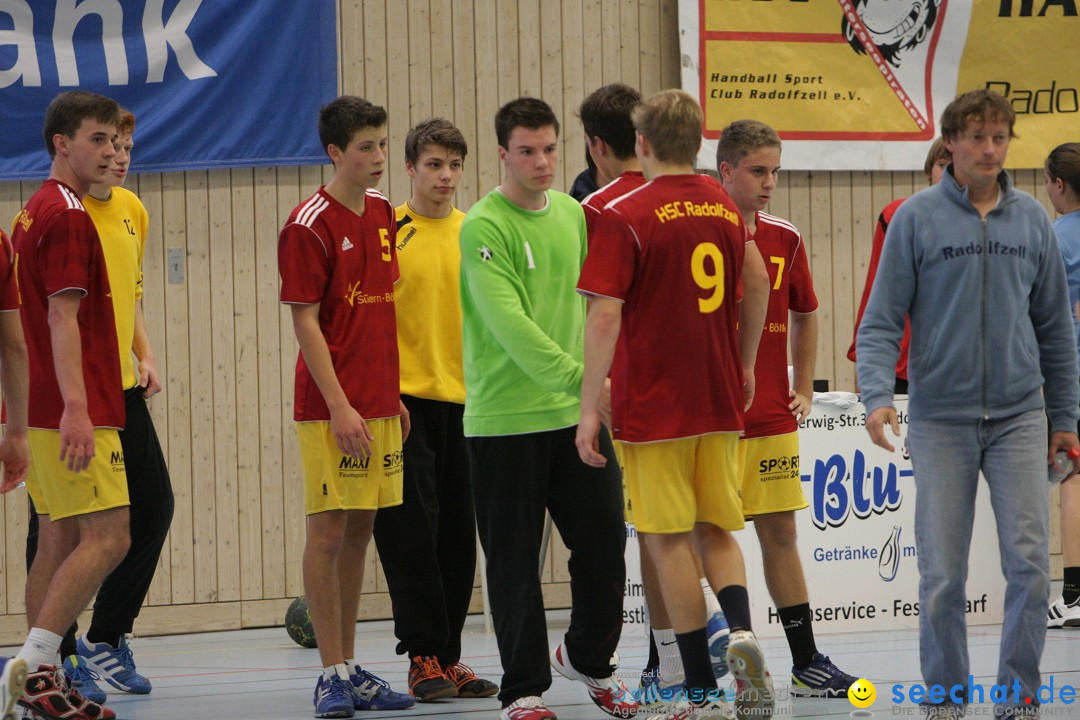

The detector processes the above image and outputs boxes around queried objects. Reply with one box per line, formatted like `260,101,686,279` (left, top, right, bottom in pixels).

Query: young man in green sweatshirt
459,96,635,720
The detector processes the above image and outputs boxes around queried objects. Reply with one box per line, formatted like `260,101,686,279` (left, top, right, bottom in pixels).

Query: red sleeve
788,232,818,313
848,199,901,362
0,230,18,310
583,199,602,240
577,207,637,301
279,222,331,303
39,209,96,297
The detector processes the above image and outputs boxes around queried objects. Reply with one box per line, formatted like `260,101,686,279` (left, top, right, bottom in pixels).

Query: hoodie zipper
981,215,989,421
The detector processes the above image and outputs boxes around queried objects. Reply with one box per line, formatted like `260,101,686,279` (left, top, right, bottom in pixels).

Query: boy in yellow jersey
372,118,498,702
22,109,175,702
279,96,414,719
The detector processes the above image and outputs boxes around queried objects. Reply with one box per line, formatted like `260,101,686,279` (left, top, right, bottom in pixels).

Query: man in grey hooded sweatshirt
857,89,1080,720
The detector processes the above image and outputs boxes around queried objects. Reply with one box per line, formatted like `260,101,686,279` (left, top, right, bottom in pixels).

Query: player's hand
59,408,95,473
866,406,900,452
138,356,162,398
330,406,374,460
788,389,811,422
1049,430,1080,479
399,399,411,443
576,412,608,468
0,431,29,492
598,378,613,428
742,367,756,412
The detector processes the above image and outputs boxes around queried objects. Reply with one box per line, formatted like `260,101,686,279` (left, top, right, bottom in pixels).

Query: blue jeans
906,409,1050,713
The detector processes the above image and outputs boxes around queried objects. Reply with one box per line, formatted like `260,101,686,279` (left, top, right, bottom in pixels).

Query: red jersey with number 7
578,174,749,442
279,187,401,422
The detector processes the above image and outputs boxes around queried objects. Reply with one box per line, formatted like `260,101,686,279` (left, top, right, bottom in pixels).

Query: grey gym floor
5,602,1079,720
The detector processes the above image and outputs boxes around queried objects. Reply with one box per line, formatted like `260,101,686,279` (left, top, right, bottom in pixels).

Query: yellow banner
682,0,1079,170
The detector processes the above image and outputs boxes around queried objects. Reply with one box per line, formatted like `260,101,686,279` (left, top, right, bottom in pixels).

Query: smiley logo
849,678,876,708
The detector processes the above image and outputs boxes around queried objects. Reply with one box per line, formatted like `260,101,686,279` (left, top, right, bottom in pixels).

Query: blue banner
0,0,338,180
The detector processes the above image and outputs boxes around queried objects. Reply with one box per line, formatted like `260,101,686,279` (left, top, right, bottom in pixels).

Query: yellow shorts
616,433,744,534
739,432,808,518
297,417,404,515
613,441,633,524
25,428,129,520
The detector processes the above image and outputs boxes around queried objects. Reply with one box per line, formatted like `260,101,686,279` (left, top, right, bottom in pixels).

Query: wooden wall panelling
339,0,364,94
134,171,173,608
430,1,456,127
829,171,855,392
619,0,641,91
231,168,265,601
600,0,621,83
208,169,240,603
659,0,680,90
561,0,586,190
160,170,195,605
253,167,286,599
385,1,411,205
581,0,603,100
408,0,434,124
638,0,661,97
185,169,218,602
475,0,502,194
540,0,565,191
451,0,479,209
518,1,541,98
845,169,874,385
276,167,305,598
808,172,835,386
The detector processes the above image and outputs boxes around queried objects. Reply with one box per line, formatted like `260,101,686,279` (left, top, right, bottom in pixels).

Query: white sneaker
501,695,558,720
549,642,637,717
1,657,28,720
725,630,774,719
1047,595,1080,628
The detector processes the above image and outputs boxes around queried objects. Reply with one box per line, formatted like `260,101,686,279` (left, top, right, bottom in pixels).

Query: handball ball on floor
286,596,318,648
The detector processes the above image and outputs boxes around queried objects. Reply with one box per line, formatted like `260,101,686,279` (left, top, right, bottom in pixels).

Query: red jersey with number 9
279,187,400,422
578,174,748,442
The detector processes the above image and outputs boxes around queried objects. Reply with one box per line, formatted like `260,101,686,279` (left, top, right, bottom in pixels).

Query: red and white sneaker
18,665,115,720
501,695,558,720
549,642,637,718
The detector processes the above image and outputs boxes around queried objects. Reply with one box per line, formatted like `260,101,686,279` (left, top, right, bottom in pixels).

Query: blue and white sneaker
315,673,355,718
76,635,152,694
707,609,730,679
790,653,858,697
349,666,415,711
1,657,28,720
639,670,685,708
63,654,107,705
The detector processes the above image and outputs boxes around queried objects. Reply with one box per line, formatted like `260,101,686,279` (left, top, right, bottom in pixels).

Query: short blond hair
632,89,702,166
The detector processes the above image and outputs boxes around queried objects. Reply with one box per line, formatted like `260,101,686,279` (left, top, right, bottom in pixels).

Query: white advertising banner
619,396,1007,648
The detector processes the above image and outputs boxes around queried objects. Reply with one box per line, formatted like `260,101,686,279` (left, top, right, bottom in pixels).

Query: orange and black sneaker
444,661,498,698
19,664,116,720
407,655,457,702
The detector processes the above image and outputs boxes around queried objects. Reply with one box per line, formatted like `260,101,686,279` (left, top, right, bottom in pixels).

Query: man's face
720,145,781,215
944,117,1011,188
406,145,463,206
499,125,558,195
332,126,388,189
57,118,117,189
105,131,134,188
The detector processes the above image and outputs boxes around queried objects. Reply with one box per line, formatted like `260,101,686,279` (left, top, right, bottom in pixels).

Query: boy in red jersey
717,119,860,697
11,90,127,720
0,228,28,494
278,96,414,719
577,89,773,720
578,83,731,696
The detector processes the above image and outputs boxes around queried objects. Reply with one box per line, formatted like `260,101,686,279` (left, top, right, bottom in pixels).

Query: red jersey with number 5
578,174,748,442
743,212,818,439
279,187,400,422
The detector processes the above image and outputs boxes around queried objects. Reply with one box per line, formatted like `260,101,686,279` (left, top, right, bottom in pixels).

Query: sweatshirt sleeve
1029,211,1080,433
460,216,583,396
856,204,918,416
